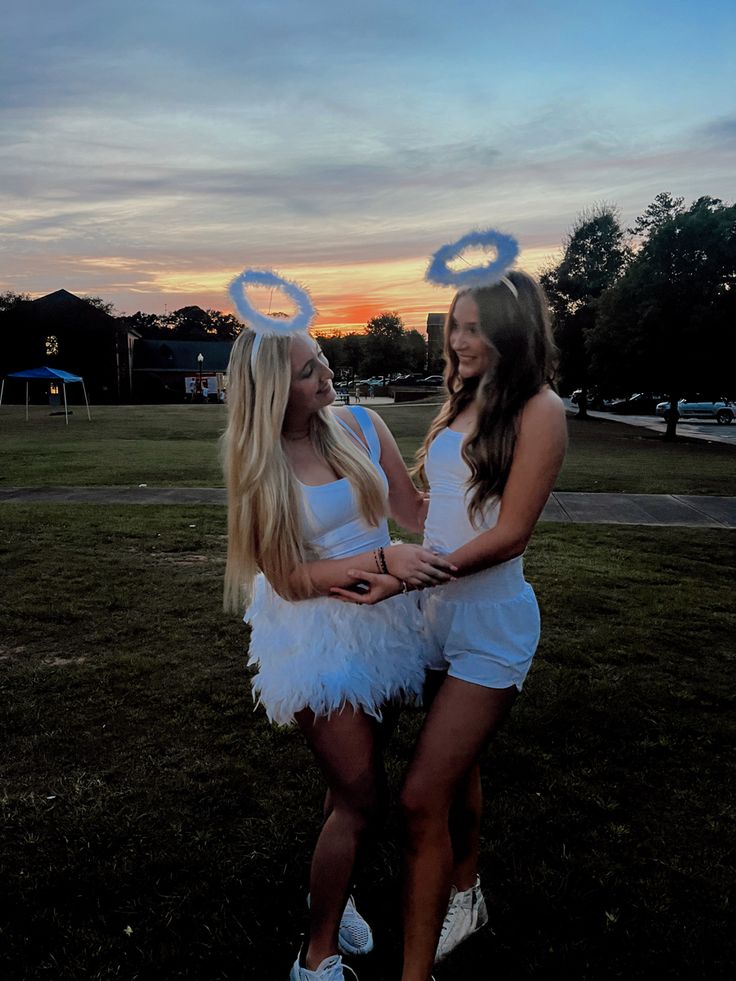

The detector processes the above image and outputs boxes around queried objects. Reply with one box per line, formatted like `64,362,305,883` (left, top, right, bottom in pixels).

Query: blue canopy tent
0,366,91,425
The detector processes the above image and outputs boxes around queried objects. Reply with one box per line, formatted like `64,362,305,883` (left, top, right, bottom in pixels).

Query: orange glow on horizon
69,245,561,329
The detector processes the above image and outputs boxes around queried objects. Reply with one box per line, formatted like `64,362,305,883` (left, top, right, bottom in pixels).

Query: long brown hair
414,269,557,526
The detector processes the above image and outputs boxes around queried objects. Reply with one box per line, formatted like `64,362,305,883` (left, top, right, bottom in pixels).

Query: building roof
134,339,234,372
20,289,135,334
32,288,93,308
30,289,111,318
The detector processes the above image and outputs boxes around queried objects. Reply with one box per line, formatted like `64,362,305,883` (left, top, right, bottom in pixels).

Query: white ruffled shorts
420,558,541,691
245,575,430,726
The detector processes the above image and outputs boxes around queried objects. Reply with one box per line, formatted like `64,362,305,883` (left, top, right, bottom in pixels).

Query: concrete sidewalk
1,486,734,528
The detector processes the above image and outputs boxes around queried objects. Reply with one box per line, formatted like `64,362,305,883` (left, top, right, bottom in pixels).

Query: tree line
3,190,733,428
125,308,433,381
126,307,431,379
122,307,243,340
0,292,429,379
541,192,736,439
316,313,430,381
0,292,244,342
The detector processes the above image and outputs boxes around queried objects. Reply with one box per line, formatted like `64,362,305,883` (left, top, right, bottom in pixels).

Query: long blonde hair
414,270,557,526
222,329,387,610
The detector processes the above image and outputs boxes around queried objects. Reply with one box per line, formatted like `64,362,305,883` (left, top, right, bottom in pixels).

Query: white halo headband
228,268,316,368
426,228,519,296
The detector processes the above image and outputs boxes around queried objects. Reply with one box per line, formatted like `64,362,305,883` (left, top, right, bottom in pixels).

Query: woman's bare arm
359,408,428,533
331,390,566,605
447,389,567,576
288,406,454,597
288,542,454,597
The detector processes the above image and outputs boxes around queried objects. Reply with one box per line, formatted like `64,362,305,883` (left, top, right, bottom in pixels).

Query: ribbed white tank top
299,406,391,560
423,427,526,600
423,428,499,554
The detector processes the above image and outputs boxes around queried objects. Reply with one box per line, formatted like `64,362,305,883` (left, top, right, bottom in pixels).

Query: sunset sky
2,0,734,334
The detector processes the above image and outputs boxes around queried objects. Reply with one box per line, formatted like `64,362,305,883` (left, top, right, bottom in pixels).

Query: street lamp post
197,352,204,401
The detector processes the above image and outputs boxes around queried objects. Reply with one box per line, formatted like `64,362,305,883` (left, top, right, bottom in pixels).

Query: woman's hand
330,570,404,605
384,543,457,589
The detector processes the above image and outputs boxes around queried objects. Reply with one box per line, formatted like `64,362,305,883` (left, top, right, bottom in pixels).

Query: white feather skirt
245,575,431,726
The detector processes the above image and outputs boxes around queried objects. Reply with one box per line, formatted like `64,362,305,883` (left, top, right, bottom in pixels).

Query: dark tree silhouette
592,195,736,440
541,205,630,416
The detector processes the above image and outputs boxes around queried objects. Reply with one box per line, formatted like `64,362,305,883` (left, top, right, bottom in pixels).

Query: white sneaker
307,894,374,956
434,876,488,962
289,953,358,980
337,895,374,956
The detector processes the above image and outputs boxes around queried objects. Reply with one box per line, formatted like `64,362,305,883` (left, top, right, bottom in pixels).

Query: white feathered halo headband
426,228,520,297
229,268,316,366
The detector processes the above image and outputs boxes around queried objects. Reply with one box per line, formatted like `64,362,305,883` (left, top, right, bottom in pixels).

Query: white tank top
299,406,391,560
423,427,499,554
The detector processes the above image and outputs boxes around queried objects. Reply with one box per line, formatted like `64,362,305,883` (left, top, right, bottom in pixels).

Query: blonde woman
332,234,568,980
223,271,454,981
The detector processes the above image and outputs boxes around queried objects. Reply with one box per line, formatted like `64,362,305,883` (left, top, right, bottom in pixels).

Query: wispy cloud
698,115,736,146
1,0,734,325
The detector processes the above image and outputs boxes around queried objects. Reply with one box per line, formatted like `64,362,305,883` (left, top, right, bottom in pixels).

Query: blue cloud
699,115,736,145
2,0,735,303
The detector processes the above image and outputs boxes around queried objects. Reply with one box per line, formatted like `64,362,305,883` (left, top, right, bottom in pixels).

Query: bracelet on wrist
376,545,389,576
373,549,383,574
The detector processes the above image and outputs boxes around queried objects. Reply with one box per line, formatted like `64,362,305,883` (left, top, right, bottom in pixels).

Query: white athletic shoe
307,894,374,956
434,876,489,963
337,895,374,956
288,953,358,980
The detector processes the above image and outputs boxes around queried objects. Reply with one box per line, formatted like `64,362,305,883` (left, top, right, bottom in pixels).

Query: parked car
421,375,445,386
656,397,735,424
570,387,611,409
608,393,664,415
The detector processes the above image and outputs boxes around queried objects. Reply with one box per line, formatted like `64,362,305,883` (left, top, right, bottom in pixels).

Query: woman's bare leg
422,671,482,892
319,701,400,821
449,763,483,891
399,677,517,981
295,705,385,970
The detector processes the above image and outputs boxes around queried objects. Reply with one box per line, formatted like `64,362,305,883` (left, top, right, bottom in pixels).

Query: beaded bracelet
376,546,389,576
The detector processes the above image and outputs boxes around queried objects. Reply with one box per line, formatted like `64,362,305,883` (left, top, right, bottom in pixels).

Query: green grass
551,414,736,495
1,506,734,980
1,402,734,494
0,404,226,487
376,403,736,496
1,403,734,978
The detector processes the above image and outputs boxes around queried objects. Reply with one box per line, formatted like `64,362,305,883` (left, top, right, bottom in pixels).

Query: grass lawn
0,404,226,488
1,505,734,980
375,403,736,496
1,402,735,495
1,405,734,978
